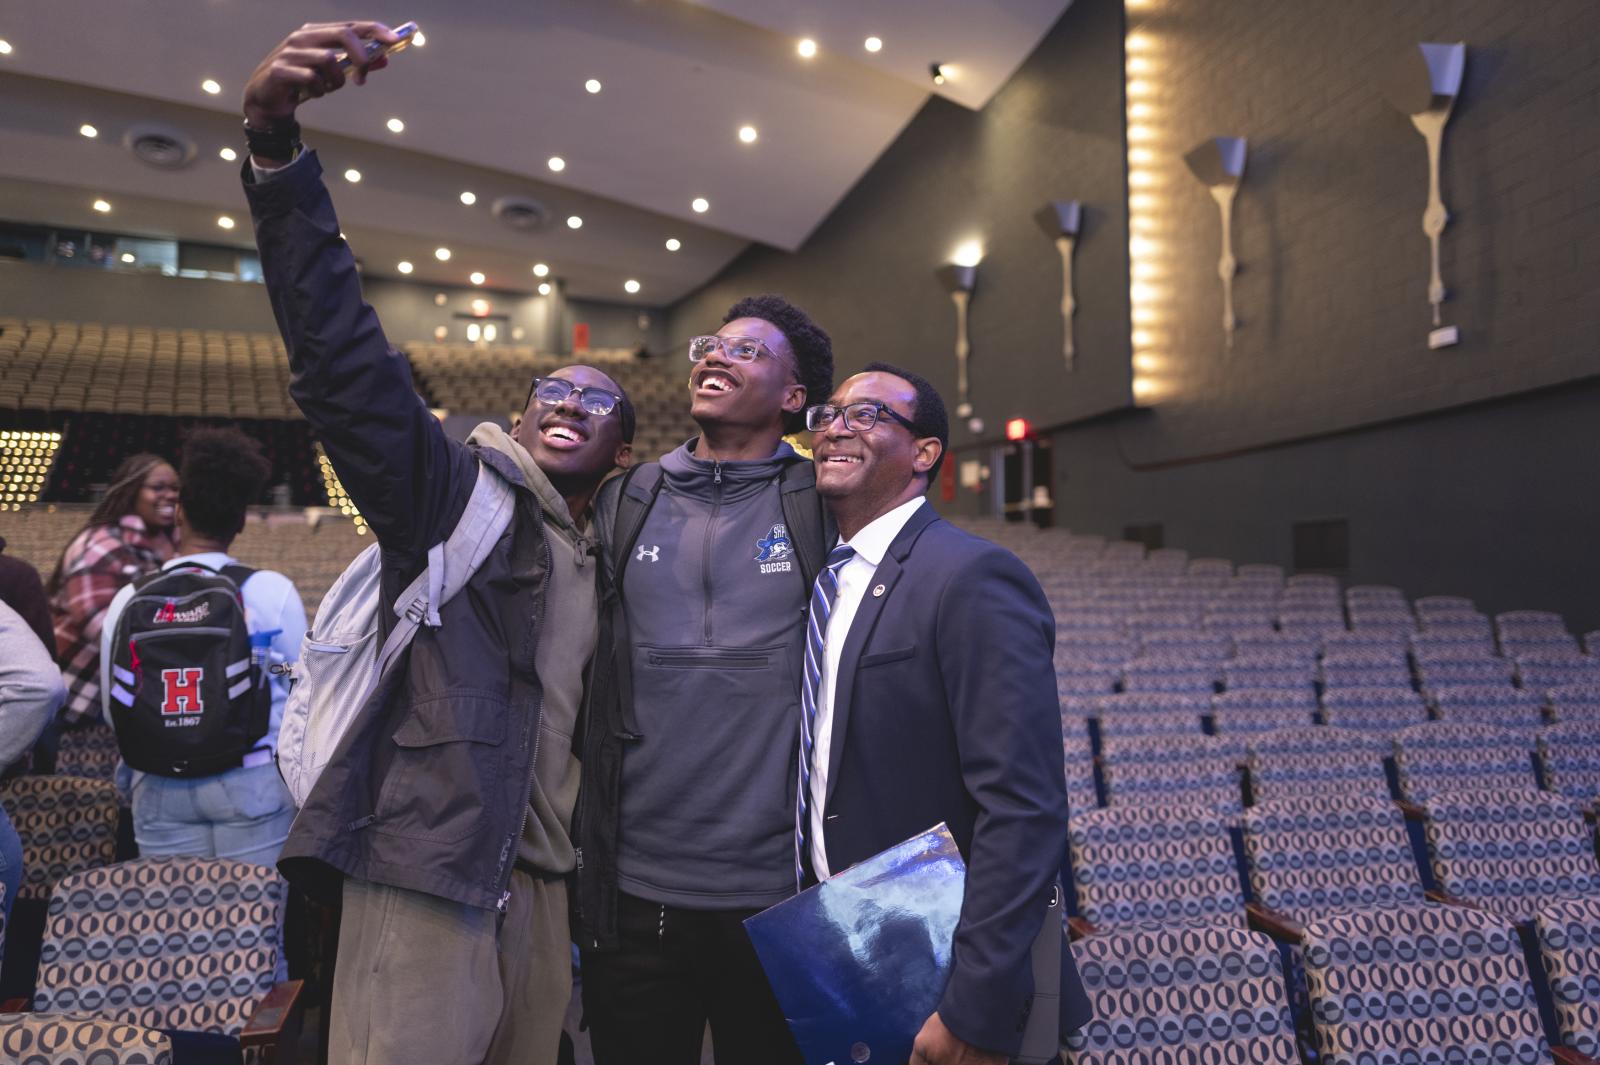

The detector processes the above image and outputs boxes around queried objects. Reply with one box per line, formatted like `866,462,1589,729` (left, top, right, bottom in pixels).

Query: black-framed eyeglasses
687,334,794,368
805,402,921,434
524,377,622,417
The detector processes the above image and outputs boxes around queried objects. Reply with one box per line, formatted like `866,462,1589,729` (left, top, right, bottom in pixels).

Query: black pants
581,892,804,1065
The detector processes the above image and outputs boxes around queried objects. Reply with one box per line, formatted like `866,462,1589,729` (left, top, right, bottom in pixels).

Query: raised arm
240,23,472,568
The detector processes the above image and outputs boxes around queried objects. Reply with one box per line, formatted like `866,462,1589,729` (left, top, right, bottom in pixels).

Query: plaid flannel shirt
50,516,174,725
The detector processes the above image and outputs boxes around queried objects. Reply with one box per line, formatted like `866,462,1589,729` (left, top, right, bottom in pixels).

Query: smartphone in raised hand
338,20,420,71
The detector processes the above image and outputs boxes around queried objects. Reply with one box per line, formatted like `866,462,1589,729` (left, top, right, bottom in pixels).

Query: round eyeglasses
525,377,621,417
805,402,921,434
687,334,793,368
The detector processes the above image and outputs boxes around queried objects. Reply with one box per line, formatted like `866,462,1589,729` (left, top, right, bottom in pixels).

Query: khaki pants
329,869,571,1065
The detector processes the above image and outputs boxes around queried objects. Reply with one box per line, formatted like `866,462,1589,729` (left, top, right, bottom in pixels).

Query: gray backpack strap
373,460,516,685
607,462,666,591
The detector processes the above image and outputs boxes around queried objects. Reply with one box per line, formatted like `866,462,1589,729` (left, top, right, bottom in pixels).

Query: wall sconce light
1382,42,1466,330
935,257,978,418
1033,201,1083,371
1183,136,1247,349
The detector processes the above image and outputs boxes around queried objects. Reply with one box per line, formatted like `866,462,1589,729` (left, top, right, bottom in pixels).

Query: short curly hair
723,295,834,434
862,361,949,484
178,426,273,542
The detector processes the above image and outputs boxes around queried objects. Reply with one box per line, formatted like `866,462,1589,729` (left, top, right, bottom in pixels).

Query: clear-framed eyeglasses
524,377,622,416
805,402,921,434
687,334,793,368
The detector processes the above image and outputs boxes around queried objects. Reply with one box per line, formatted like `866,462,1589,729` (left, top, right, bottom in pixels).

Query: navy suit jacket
818,503,1092,1054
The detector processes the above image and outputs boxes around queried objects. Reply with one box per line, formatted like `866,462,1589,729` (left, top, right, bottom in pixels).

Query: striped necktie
796,543,857,890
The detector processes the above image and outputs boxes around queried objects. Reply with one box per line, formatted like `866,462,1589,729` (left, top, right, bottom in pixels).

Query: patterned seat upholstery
1410,629,1498,660
33,857,287,1037
1319,650,1413,691
1063,923,1298,1063
1068,804,1245,929
0,776,120,901
1538,721,1600,806
1119,656,1220,694
1392,722,1537,801
1301,904,1551,1063
54,721,125,794
1414,654,1515,689
1136,631,1229,660
1415,595,1476,617
1212,688,1317,736
1063,736,1099,816
1222,655,1316,692
0,1013,173,1064
1242,795,1425,927
1096,708,1208,741
1232,633,1318,661
1518,652,1600,692
1422,787,1600,922
1236,563,1284,584
1429,685,1547,730
1102,734,1244,815
1247,727,1390,802
1320,686,1429,733
1535,895,1600,1056
1548,684,1600,723
1083,692,1208,735
1056,659,1118,697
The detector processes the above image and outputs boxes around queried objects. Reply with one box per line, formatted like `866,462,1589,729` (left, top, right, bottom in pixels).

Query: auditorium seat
1242,794,1426,930
1422,788,1600,922
0,1012,174,1064
1054,659,1118,697
1082,692,1209,743
1392,722,1538,801
1222,655,1317,692
1534,895,1600,1060
1414,653,1516,689
1101,733,1244,816
1063,924,1299,1063
1247,727,1391,802
0,777,119,905
1063,736,1098,816
1411,627,1498,660
1538,722,1600,808
53,722,124,796
1319,649,1414,691
1212,688,1318,736
1548,685,1600,724
1118,655,1221,694
1428,684,1547,731
29,858,302,1058
1300,905,1551,1062
1067,804,1245,931
1320,686,1430,733
1519,652,1600,693
1415,594,1477,617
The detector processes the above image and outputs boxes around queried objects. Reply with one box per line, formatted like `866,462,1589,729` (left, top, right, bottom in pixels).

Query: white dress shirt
809,495,927,879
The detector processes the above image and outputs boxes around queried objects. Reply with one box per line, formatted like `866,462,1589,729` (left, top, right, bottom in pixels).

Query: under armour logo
636,544,661,562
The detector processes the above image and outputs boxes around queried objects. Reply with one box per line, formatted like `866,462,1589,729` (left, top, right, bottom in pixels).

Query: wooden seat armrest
1246,902,1305,944
1425,890,1480,909
239,978,305,1050
0,998,31,1013
1067,916,1096,941
1395,799,1426,822
1553,1048,1600,1065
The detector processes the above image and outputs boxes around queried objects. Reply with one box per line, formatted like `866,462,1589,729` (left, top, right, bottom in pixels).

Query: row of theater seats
951,518,1600,1061
402,341,697,461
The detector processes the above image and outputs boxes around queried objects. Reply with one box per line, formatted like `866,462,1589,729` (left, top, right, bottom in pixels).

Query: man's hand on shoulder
242,21,398,162
910,1012,1007,1065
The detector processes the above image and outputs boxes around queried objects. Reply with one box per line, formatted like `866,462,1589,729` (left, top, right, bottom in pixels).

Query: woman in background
44,454,179,768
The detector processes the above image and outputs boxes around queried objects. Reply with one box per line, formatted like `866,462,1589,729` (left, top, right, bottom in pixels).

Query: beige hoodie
468,423,597,876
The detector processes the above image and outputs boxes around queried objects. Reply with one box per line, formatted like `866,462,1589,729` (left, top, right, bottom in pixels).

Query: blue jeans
130,761,296,868
0,803,21,923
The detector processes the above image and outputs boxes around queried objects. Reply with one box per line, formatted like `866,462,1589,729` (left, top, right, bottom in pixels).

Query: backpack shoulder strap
607,461,665,590
219,563,256,588
778,460,832,588
397,458,517,630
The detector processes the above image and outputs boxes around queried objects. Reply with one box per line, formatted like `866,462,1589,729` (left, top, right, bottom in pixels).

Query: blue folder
744,824,965,1065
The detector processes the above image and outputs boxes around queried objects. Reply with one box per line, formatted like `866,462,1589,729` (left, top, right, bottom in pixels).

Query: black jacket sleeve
242,151,472,580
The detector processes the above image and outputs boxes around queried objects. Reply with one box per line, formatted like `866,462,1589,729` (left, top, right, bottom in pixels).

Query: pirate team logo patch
755,523,793,574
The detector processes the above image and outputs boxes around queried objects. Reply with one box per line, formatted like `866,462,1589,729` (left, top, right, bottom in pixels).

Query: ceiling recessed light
433,325,447,340
92,199,111,213
471,298,490,315
217,215,236,230
538,282,552,296
547,156,566,172
434,293,447,306
624,279,641,294
585,78,602,94
469,271,486,285
119,252,136,264
0,39,12,55
459,190,476,205
201,78,222,95
218,146,237,161
386,117,405,133
532,263,550,277
344,168,362,183
435,247,452,261
691,197,709,213
79,123,98,138
566,215,583,229
864,36,883,53
412,31,427,46
738,125,758,144
932,62,953,85
397,260,414,274
664,238,681,252
797,38,818,59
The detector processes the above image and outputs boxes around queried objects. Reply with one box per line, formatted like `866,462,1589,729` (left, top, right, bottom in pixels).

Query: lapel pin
872,584,886,597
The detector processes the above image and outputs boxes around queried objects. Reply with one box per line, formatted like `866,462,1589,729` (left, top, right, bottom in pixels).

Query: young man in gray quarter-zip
574,297,834,1065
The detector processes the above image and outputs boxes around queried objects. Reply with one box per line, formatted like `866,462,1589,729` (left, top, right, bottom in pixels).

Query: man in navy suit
800,362,1090,1064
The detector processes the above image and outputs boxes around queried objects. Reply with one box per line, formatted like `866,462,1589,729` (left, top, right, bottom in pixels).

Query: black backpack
107,563,271,778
